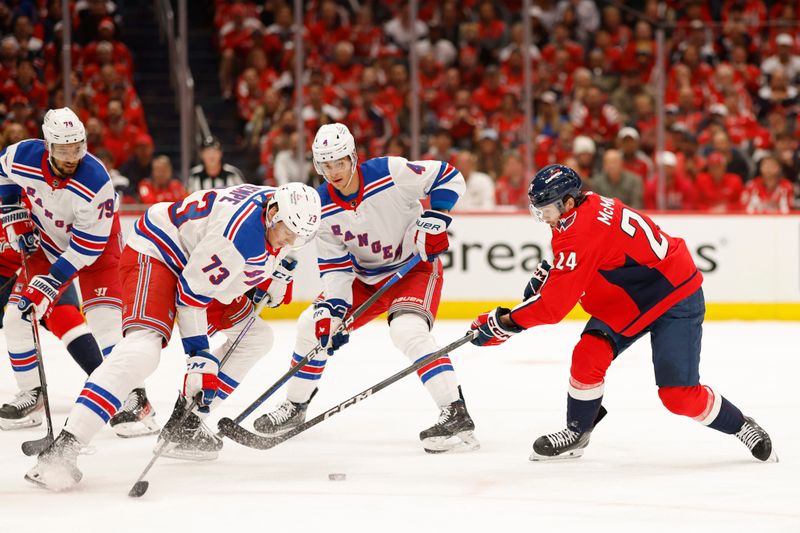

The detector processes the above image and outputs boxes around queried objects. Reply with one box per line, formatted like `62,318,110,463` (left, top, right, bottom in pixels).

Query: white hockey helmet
267,182,322,246
42,107,87,163
312,123,357,178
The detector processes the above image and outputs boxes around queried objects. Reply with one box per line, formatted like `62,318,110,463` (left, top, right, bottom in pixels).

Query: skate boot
419,390,480,453
158,396,223,461
25,431,83,491
109,387,160,438
253,388,317,435
530,405,607,461
0,387,43,430
735,416,778,462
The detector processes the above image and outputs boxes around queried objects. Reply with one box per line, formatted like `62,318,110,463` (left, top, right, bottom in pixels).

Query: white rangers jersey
317,156,465,304
127,183,285,309
0,139,117,281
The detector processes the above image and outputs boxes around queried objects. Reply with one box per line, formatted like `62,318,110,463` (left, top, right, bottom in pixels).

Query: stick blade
21,436,53,456
128,481,149,498
217,417,275,450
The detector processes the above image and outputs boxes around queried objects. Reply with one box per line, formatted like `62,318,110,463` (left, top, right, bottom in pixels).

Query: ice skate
109,387,160,438
735,416,778,463
253,388,317,435
0,387,43,430
24,431,83,491
419,396,480,454
530,426,592,461
158,397,223,461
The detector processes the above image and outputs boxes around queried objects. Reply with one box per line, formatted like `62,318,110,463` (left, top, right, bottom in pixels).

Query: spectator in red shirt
495,151,529,208
617,127,652,182
694,152,744,213
219,4,264,98
2,59,47,113
741,156,795,213
645,151,696,210
490,92,524,148
571,85,621,147
350,5,382,61
323,41,364,104
138,155,188,205
102,99,141,167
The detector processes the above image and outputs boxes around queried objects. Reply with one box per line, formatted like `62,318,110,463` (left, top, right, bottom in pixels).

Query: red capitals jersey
509,193,703,337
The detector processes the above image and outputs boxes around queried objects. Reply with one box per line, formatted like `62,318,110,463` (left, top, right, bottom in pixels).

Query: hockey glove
470,307,524,347
1,204,39,254
523,260,551,300
18,274,62,320
183,350,220,411
314,298,351,355
253,256,297,313
413,210,452,262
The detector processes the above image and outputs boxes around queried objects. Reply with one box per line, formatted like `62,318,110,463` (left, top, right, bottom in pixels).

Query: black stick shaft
230,255,422,424
219,331,477,450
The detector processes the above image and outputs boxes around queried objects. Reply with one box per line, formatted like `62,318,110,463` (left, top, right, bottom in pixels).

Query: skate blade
765,448,779,463
422,431,480,454
111,419,160,438
529,448,585,462
0,415,43,430
24,465,82,491
160,446,219,462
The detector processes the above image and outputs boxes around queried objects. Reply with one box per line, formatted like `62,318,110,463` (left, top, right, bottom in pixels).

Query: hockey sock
46,305,103,375
391,313,459,406
566,382,604,433
706,396,745,434
659,385,745,434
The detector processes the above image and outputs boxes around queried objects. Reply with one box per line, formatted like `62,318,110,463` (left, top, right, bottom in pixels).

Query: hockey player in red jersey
470,164,777,463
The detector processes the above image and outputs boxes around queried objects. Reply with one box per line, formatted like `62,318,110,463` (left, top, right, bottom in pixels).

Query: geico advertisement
120,213,800,304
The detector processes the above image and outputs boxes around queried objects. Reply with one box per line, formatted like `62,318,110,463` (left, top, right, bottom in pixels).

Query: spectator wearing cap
694,152,744,213
644,151,695,210
534,91,566,139
6,95,37,137
452,150,495,211
761,33,800,82
592,149,643,209
138,156,188,205
571,135,597,184
188,136,245,192
119,132,155,194
741,156,794,214
617,127,652,182
495,151,529,209
571,85,621,147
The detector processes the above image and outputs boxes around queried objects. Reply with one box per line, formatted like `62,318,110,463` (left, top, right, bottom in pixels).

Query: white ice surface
1,320,798,532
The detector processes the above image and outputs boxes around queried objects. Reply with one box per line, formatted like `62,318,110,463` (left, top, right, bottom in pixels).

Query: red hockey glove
1,204,39,254
523,260,551,300
413,210,452,262
183,350,219,411
18,274,62,320
470,307,524,347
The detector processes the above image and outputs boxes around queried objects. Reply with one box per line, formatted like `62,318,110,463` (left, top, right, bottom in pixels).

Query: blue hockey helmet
527,164,583,209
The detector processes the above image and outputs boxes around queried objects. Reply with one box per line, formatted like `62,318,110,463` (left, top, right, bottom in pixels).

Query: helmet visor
528,201,561,223
50,141,85,163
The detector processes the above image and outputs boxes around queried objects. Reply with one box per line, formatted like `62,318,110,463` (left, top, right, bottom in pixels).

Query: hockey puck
328,473,346,481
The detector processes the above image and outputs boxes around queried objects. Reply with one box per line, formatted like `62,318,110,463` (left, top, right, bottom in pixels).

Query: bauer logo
323,390,373,419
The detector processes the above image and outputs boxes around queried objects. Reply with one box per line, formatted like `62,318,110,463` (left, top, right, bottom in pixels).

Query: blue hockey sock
567,394,603,433
66,333,104,375
707,396,745,434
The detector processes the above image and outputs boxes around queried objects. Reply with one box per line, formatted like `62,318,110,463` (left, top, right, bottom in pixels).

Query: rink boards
120,212,800,321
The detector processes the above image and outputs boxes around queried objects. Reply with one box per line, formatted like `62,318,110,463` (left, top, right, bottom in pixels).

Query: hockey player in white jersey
25,182,321,490
0,108,125,430
254,123,479,453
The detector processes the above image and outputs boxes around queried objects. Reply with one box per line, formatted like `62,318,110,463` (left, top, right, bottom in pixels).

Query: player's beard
51,157,80,178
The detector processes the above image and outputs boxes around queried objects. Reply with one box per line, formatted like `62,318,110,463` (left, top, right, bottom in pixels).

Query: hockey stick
128,315,256,498
218,329,478,450
222,254,422,428
19,252,56,457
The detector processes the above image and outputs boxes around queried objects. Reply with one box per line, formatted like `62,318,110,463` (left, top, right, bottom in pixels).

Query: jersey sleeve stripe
72,228,109,243
11,166,46,183
430,189,460,211
51,256,78,280
176,277,212,307
68,240,103,257
319,260,353,273
134,212,187,272
318,254,351,264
